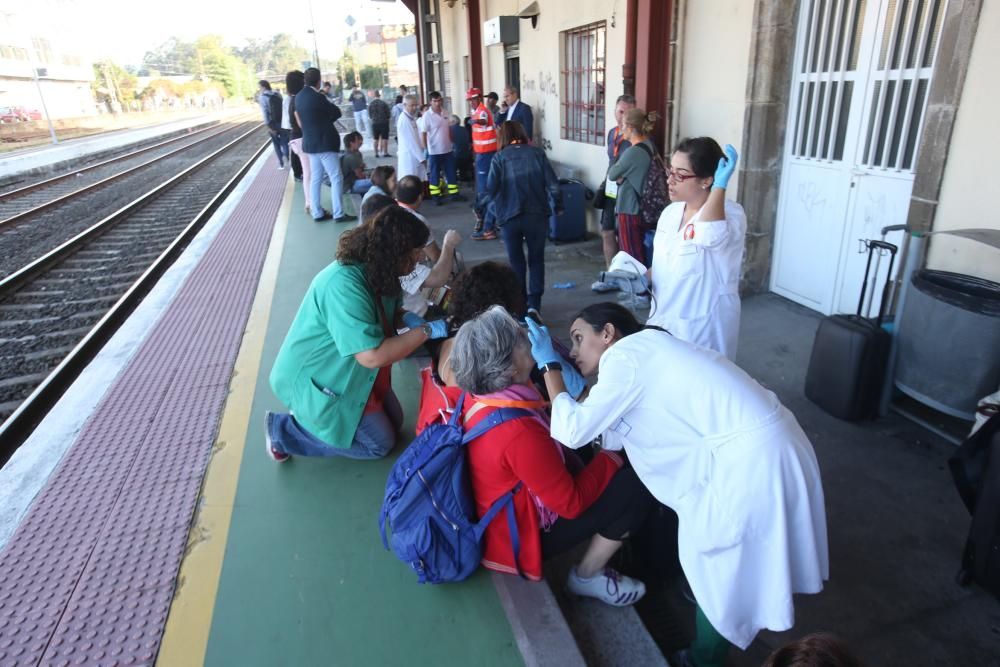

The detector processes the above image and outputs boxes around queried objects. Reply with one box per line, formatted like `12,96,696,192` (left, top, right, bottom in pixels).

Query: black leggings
541,464,655,559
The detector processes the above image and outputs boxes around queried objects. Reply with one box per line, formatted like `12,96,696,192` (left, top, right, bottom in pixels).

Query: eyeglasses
666,168,697,183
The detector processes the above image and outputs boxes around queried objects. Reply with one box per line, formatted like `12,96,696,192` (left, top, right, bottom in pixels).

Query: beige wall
675,0,754,193
926,0,1000,282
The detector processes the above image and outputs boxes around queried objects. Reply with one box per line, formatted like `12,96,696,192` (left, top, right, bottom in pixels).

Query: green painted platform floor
202,181,525,666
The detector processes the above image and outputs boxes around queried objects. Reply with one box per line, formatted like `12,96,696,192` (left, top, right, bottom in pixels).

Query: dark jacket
500,101,534,141
486,143,561,224
295,86,342,154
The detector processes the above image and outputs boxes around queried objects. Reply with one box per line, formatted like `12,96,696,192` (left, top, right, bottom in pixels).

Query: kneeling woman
266,205,449,461
450,307,653,604
529,303,828,665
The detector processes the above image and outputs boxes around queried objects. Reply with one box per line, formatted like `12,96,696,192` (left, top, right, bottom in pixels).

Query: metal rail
0,121,222,201
0,129,268,461
0,121,258,231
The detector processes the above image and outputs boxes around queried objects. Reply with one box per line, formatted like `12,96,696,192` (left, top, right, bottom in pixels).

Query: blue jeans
269,129,290,165
350,178,373,195
475,152,496,231
428,152,457,199
267,390,403,460
308,151,344,218
499,213,547,311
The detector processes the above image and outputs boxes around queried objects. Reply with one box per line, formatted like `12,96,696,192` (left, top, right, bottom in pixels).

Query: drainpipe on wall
623,0,637,96
467,0,484,90
665,0,684,150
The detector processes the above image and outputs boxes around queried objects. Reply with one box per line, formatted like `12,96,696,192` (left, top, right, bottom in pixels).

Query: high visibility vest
471,103,497,154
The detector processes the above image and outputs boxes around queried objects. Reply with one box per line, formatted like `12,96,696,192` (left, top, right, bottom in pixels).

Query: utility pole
307,0,320,68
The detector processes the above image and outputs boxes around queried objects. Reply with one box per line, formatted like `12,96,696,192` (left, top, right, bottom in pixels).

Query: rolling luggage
805,239,898,421
548,178,588,243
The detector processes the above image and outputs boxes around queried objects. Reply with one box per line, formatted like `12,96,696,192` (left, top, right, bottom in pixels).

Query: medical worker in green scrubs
266,205,449,461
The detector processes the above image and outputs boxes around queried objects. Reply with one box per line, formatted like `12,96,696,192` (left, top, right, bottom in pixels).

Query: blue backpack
379,392,531,584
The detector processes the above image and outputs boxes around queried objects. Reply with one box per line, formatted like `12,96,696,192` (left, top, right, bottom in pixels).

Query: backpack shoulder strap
635,141,654,158
461,407,534,444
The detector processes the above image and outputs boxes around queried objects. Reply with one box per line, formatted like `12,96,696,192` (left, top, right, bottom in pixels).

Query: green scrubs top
269,261,398,447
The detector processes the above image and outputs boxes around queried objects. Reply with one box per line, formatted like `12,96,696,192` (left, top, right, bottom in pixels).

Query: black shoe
334,214,357,222
313,210,333,221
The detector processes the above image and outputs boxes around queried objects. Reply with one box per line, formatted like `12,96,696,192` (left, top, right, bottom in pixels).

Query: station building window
560,21,606,146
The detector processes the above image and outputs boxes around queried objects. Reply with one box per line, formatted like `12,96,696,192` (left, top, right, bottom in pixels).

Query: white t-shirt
399,263,432,316
423,109,453,156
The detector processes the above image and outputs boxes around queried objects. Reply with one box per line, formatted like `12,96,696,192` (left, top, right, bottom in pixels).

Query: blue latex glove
525,318,560,368
712,144,739,190
402,311,426,330
426,319,449,339
560,356,588,398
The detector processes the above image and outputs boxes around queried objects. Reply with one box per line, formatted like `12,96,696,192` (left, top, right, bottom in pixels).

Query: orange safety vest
470,103,497,154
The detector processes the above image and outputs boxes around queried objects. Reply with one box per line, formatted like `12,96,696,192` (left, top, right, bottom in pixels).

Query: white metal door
771,0,947,315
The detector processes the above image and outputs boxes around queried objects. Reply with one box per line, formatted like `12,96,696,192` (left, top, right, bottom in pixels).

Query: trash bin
895,269,1000,420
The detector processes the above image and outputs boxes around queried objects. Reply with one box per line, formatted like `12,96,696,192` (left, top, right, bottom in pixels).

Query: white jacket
396,111,426,181
647,198,747,361
550,329,829,649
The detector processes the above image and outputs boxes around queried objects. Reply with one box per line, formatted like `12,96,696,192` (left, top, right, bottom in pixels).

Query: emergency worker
466,88,499,240
647,138,746,361
527,302,829,667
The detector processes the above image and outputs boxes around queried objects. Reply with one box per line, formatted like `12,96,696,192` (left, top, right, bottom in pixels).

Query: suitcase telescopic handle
856,240,899,318
868,240,898,255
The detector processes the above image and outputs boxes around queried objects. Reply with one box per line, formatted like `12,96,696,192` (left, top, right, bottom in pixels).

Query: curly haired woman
266,205,451,461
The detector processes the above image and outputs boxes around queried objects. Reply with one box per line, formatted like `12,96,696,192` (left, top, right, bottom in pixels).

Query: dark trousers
474,151,496,231
290,149,303,179
499,213,548,311
541,465,654,558
269,129,290,165
427,152,458,199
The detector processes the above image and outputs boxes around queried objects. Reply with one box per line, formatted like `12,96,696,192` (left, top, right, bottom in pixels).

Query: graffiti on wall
523,70,558,151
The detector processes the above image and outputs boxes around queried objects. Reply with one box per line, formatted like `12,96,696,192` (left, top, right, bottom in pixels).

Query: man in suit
501,85,534,141
295,67,356,223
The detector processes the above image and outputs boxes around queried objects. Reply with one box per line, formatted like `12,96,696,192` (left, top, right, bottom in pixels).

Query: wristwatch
540,361,563,374
419,322,433,338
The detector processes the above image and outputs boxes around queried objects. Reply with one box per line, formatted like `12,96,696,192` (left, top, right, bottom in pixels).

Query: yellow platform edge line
157,173,293,666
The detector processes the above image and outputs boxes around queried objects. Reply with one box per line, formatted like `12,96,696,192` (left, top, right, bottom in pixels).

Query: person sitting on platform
448,306,653,603
265,205,450,462
361,165,396,210
341,131,373,196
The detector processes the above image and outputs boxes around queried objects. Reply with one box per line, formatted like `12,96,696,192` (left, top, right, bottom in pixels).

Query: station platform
0,107,254,180
0,141,997,666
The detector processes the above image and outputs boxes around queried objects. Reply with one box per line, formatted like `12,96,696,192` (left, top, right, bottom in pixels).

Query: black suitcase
805,240,897,421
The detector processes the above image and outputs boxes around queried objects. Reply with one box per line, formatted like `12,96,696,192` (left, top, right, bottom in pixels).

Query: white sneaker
566,567,646,606
264,411,290,462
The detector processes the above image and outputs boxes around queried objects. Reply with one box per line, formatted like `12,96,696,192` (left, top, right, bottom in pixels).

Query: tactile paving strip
0,156,288,666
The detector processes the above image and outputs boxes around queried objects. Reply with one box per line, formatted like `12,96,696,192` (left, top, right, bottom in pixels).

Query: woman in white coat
526,303,828,667
647,137,747,361
395,93,427,182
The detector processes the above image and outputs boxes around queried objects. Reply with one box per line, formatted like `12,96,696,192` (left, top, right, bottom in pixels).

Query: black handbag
593,180,607,210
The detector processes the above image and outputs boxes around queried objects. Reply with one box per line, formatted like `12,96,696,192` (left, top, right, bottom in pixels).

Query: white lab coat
396,110,426,181
647,199,747,361
550,329,828,649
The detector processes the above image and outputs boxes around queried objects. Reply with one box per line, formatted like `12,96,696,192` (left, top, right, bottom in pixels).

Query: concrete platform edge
491,572,587,667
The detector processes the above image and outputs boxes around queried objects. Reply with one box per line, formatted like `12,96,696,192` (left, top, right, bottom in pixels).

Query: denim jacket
486,144,562,224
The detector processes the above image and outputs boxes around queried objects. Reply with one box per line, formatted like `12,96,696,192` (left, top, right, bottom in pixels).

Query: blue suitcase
548,179,587,243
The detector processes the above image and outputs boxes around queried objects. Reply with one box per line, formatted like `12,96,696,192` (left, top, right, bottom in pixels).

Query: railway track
0,118,260,279
0,121,270,459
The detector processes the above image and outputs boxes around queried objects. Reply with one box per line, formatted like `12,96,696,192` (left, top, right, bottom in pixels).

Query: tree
92,61,138,111
238,34,311,76
359,66,385,91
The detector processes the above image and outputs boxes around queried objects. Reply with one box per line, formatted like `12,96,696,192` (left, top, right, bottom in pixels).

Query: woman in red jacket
449,306,653,605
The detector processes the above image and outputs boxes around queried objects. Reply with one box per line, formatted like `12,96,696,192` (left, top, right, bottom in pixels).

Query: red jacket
464,402,623,580
416,366,462,433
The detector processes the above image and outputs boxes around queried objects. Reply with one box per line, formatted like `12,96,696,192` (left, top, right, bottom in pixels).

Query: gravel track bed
0,126,267,419
0,121,260,279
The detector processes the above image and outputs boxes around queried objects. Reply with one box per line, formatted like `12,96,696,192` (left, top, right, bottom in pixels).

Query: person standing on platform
396,93,426,182
285,70,306,187
594,94,635,276
295,67,356,223
368,89,392,157
487,120,561,313
501,85,533,141
258,80,288,169
422,91,463,206
466,88,499,241
266,206,451,462
486,92,501,121
350,87,369,137
606,108,658,266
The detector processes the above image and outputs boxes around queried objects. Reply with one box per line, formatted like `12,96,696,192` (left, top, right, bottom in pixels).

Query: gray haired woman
449,306,653,604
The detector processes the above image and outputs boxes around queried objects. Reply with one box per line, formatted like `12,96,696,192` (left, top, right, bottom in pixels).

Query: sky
7,0,414,68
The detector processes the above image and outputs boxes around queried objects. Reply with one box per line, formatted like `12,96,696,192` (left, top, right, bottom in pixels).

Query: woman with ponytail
605,108,660,271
